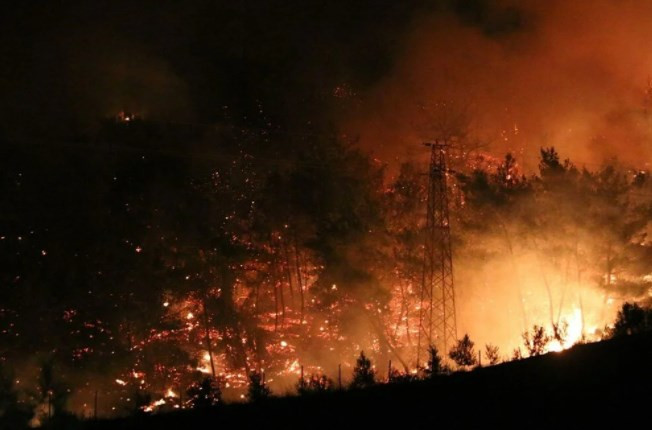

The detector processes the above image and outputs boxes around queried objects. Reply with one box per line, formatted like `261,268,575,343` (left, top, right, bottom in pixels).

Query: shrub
522,325,551,356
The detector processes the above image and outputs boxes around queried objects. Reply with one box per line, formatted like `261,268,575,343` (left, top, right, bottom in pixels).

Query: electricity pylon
417,141,457,366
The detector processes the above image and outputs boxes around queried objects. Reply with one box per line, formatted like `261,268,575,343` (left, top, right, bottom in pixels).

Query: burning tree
4,108,652,418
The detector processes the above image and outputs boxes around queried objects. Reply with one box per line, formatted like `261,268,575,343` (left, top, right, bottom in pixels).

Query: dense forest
2,116,652,423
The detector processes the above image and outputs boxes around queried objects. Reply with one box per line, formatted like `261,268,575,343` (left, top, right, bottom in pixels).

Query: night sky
0,1,523,139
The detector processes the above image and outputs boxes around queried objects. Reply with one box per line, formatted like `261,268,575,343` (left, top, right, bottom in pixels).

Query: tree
187,377,222,408
448,335,477,368
552,320,569,346
522,325,551,356
484,344,500,365
424,345,443,377
611,302,652,337
247,371,271,402
350,351,376,389
538,147,575,181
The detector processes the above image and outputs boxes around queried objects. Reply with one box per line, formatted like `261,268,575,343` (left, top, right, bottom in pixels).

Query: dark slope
85,333,652,429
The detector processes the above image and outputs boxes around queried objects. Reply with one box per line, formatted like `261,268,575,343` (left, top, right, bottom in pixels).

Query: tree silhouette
523,325,551,356
424,345,443,377
611,302,652,337
350,351,376,389
448,335,477,368
187,377,222,408
247,371,271,402
552,320,569,346
484,344,500,365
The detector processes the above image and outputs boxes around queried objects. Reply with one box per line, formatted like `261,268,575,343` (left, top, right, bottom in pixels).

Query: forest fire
3,1,652,427
3,138,651,422
50,145,640,415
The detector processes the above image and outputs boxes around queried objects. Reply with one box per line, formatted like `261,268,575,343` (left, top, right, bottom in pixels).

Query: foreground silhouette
74,332,652,430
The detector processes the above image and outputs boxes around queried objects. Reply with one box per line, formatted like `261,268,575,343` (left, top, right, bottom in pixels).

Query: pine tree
448,334,477,368
350,351,376,389
424,345,443,377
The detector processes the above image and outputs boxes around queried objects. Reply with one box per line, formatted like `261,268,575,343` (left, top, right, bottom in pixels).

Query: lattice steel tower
417,141,457,366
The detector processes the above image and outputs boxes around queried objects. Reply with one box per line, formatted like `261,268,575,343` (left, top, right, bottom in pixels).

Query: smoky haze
344,0,652,170
0,0,429,140
4,0,652,167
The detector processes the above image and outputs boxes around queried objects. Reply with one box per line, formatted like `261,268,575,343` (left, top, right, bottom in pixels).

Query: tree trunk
293,235,305,323
281,238,295,305
531,236,555,328
499,219,528,331
202,296,216,378
367,310,409,372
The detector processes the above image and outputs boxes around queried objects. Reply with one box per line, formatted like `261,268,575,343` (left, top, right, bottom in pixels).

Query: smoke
0,0,429,139
338,0,652,354
344,0,652,171
6,0,652,158
65,34,193,126
0,13,191,139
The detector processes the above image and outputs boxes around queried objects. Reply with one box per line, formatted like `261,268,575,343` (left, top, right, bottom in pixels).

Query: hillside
82,333,652,429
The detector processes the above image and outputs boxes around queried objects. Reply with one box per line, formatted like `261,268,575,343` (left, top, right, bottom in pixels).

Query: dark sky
0,0,517,139
5,1,650,169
